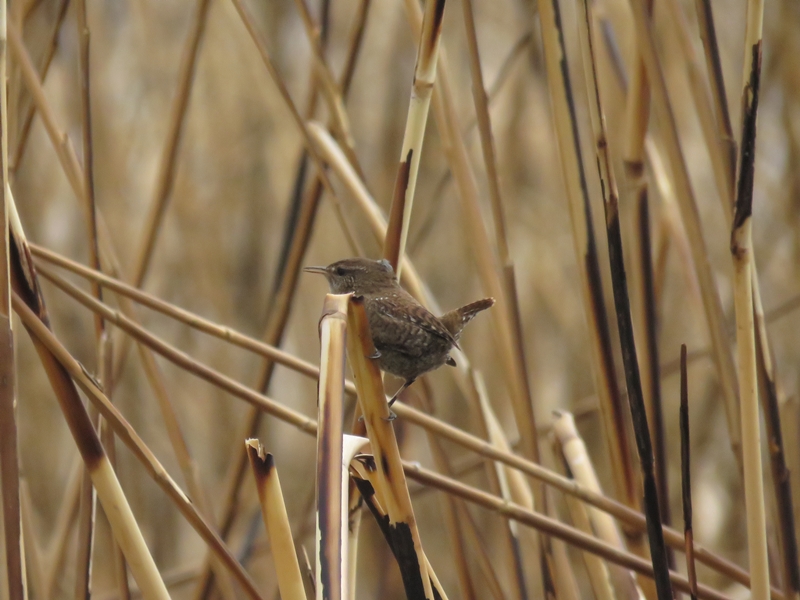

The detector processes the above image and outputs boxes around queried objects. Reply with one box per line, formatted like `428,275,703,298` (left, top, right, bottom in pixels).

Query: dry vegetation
1,0,799,598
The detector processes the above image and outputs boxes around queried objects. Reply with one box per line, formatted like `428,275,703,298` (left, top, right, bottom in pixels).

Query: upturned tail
440,298,495,342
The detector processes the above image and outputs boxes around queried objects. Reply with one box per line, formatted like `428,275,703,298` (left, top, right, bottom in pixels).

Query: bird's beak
303,266,328,276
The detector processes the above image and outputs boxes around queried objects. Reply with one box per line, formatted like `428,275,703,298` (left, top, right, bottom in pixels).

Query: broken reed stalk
246,441,306,600
732,0,768,596
346,296,435,599
527,0,635,519
316,294,349,600
680,345,698,600
383,0,446,273
552,436,616,600
552,412,641,600
0,0,24,596
34,254,778,595
577,2,672,597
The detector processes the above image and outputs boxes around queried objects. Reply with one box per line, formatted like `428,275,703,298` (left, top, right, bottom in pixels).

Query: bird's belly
375,342,451,381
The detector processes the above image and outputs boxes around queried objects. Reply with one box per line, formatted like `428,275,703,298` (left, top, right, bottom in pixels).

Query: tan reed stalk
12,292,265,599
383,0,447,273
526,0,636,521
731,0,768,597
553,412,642,600
34,253,776,594
346,295,435,599
74,1,103,592
0,0,24,595
246,441,306,600
12,300,170,598
229,0,361,256
10,0,69,174
404,0,540,480
679,345,698,600
97,337,131,600
315,294,349,600
627,0,742,468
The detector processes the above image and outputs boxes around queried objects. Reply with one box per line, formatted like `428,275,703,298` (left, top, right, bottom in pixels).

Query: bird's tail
440,298,495,342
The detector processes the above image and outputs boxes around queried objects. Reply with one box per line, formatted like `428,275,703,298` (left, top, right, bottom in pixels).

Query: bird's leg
367,348,381,359
387,378,415,407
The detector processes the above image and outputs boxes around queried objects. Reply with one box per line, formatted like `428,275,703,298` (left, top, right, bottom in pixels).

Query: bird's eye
336,266,345,276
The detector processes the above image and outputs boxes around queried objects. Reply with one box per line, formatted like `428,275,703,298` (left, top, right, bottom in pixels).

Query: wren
305,258,494,404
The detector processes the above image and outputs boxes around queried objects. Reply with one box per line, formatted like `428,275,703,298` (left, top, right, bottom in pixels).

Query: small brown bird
305,258,494,404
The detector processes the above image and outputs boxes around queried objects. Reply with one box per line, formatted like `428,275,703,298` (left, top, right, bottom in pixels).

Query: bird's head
304,257,396,295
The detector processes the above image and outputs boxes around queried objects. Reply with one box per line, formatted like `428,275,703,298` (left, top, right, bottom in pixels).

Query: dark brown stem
680,344,698,600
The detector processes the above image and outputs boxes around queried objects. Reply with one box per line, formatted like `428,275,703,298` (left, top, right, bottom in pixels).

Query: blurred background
3,0,800,597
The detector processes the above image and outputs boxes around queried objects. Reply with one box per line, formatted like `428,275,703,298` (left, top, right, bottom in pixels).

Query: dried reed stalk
731,0,768,596
315,294,349,600
246,441,306,600
0,0,24,597
383,0,446,273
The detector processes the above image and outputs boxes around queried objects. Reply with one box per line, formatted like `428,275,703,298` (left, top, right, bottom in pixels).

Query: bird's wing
367,293,456,356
